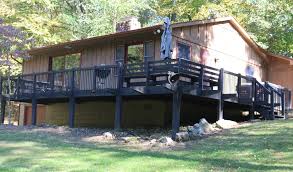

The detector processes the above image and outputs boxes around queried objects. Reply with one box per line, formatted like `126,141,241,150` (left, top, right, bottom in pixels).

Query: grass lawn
0,120,293,172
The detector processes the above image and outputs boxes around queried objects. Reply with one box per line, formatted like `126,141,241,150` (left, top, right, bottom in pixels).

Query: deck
0,59,291,139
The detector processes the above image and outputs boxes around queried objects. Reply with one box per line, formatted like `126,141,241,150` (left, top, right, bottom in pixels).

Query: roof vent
116,16,141,32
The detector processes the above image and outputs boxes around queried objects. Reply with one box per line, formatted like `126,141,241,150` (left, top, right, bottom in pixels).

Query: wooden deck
0,59,291,139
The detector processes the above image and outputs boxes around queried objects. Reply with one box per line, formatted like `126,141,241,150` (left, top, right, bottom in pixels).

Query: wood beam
114,62,124,130
0,97,6,124
69,70,76,128
171,90,182,140
68,97,75,128
217,69,224,120
31,98,37,125
114,95,122,130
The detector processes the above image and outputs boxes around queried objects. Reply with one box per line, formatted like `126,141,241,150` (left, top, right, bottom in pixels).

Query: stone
189,127,204,139
150,139,157,144
159,136,174,145
216,119,238,129
199,118,214,134
179,126,188,132
175,132,189,142
103,132,114,139
187,126,194,132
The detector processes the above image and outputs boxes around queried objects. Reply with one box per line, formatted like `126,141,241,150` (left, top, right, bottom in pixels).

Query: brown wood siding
172,23,267,81
23,56,49,74
268,58,293,106
45,100,167,128
24,105,46,125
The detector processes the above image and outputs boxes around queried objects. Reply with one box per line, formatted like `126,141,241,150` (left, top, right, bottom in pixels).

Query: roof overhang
28,25,162,57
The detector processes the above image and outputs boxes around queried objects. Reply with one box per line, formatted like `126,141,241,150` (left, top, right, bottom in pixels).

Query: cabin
0,16,291,139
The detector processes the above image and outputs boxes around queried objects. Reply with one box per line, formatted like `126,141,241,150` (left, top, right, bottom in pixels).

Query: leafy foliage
0,0,292,60
0,18,33,76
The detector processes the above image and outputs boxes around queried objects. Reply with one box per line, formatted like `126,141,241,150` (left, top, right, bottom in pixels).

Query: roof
28,16,291,62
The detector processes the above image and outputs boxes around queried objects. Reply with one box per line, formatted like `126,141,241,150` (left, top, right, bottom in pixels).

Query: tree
154,0,293,57
0,18,33,124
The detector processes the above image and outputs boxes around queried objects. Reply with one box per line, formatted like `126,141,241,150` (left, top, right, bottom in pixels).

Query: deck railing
0,58,291,117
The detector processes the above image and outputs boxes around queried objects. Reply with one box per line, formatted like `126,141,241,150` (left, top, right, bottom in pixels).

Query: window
177,42,191,60
51,54,80,71
115,45,125,63
127,44,144,64
144,41,154,61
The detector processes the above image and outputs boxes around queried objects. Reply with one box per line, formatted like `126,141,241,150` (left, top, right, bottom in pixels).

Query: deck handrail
0,59,291,108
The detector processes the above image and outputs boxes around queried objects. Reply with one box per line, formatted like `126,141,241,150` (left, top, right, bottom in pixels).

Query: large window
177,42,191,60
115,41,154,64
144,41,154,61
51,54,80,71
127,44,144,64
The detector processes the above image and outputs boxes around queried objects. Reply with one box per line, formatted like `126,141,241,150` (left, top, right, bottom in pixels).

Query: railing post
270,90,275,120
115,62,123,130
145,61,150,87
250,78,256,120
281,91,286,119
217,68,224,120
50,72,55,93
31,74,37,125
68,69,75,128
199,64,204,95
237,74,241,102
93,67,97,92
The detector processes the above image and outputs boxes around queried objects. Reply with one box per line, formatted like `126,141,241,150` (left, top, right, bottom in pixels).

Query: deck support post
281,91,286,119
68,69,75,128
31,98,37,125
114,62,124,130
0,98,5,124
217,68,224,120
68,97,75,128
114,95,122,130
250,79,256,120
171,88,182,140
31,74,37,125
0,77,5,124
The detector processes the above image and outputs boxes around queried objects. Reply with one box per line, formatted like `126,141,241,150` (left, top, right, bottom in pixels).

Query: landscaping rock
103,132,114,139
159,136,174,145
199,118,215,134
175,132,189,142
216,119,238,129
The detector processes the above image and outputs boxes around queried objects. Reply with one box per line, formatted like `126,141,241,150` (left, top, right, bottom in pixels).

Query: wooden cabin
0,17,291,138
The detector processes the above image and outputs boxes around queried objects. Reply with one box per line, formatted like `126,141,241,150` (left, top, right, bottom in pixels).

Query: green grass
1,120,293,172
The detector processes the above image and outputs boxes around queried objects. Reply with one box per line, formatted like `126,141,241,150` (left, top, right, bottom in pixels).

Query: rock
199,118,214,134
189,127,204,139
187,126,194,132
216,119,238,129
175,132,189,142
103,132,114,139
150,139,157,144
158,137,175,146
179,126,188,132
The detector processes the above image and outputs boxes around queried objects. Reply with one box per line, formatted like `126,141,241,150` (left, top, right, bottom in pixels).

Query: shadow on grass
0,120,293,171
